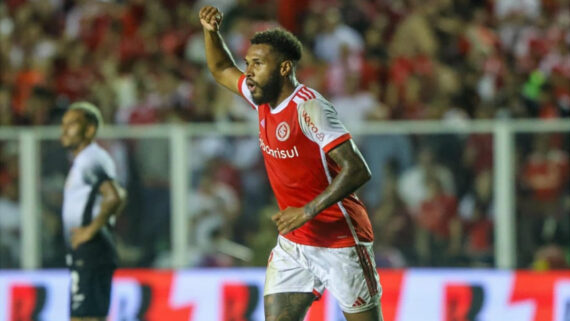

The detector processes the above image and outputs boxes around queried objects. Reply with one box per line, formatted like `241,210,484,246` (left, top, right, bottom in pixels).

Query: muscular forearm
304,141,371,218
304,165,370,218
89,196,122,232
271,142,370,235
203,29,236,77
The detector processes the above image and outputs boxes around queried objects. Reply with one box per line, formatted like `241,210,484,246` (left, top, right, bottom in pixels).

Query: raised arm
272,140,371,234
199,6,243,94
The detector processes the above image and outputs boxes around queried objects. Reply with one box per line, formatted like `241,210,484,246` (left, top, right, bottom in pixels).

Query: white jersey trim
270,85,303,114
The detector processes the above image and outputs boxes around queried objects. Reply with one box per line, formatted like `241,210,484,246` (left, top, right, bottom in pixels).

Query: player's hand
199,6,222,32
71,226,96,250
272,206,312,235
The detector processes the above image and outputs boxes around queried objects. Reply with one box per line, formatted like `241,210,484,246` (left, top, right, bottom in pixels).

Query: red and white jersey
238,75,373,248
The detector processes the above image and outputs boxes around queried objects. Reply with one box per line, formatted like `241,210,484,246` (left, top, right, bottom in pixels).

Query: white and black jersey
63,142,118,268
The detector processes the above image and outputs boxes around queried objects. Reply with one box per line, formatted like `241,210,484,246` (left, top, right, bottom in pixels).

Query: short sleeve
81,151,116,186
83,161,111,186
237,74,258,110
297,98,351,152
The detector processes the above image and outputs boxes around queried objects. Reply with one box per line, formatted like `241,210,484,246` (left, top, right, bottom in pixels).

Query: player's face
245,44,283,105
60,110,89,149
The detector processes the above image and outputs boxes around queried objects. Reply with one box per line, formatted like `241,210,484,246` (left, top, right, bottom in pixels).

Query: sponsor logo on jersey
301,110,325,141
276,122,290,141
259,138,299,159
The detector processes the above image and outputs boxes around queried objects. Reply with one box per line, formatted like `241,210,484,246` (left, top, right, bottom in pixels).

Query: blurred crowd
1,0,569,269
2,0,570,125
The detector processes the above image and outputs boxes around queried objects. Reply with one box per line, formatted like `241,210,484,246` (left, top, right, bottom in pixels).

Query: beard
252,71,282,105
61,137,80,150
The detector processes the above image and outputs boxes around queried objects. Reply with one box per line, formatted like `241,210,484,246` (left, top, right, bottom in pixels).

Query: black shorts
69,266,115,317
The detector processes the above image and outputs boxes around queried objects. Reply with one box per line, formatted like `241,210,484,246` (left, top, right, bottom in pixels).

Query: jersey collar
269,84,303,114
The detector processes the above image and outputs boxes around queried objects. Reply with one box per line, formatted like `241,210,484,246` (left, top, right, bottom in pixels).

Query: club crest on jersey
276,121,290,141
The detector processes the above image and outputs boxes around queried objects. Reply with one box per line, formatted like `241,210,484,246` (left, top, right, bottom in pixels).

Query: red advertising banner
1,269,569,321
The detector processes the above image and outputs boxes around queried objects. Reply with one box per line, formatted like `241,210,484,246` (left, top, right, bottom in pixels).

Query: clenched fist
199,6,223,32
272,206,313,235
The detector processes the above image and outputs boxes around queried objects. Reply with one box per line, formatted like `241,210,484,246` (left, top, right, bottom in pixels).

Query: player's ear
85,123,97,140
280,60,293,77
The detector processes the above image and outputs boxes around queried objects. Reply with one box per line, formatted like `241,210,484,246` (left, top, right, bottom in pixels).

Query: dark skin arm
71,180,127,249
272,139,371,234
199,6,243,94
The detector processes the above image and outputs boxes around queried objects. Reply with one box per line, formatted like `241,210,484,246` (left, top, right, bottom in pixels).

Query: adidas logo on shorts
352,296,366,307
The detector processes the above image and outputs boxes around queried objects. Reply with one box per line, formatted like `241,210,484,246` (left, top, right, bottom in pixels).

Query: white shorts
264,236,382,313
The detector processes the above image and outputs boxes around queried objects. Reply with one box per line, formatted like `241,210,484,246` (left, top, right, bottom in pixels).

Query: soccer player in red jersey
200,6,384,321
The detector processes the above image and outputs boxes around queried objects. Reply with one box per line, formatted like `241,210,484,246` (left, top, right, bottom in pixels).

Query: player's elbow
103,187,122,206
210,61,233,79
119,190,128,208
356,158,372,183
114,188,128,209
357,165,372,185
107,194,121,208
346,162,371,188
118,187,127,203
210,69,225,83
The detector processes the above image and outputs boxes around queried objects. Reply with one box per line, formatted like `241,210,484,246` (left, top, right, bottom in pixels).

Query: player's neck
269,78,299,109
72,140,92,158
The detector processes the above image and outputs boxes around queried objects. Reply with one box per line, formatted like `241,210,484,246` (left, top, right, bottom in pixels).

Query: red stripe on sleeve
296,90,309,101
302,87,316,99
323,133,351,153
